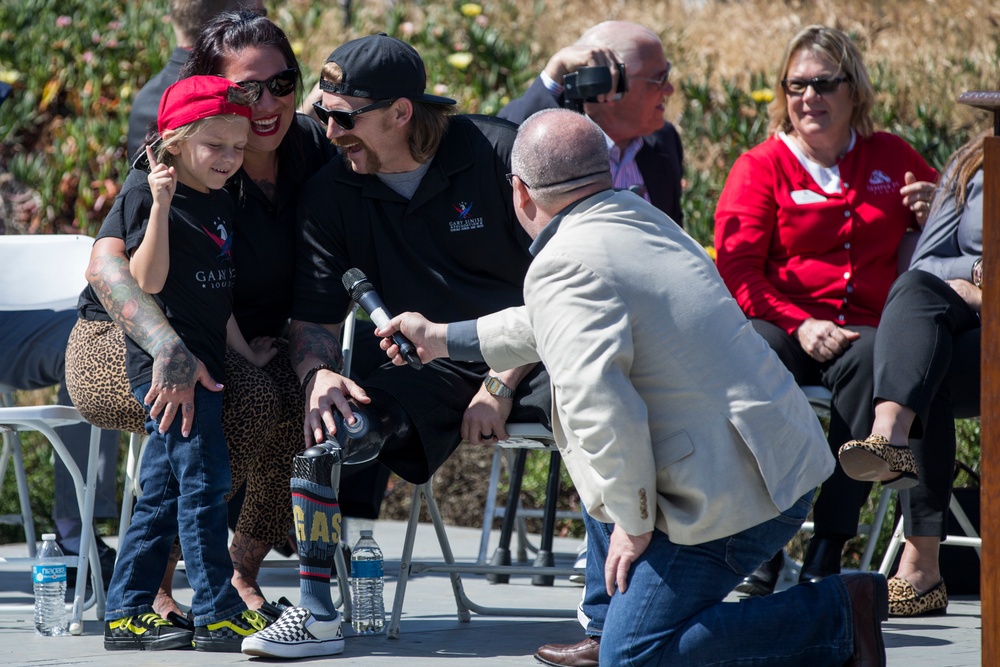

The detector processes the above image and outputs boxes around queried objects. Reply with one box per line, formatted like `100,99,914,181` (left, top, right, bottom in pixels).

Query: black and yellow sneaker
104,612,194,651
193,608,269,652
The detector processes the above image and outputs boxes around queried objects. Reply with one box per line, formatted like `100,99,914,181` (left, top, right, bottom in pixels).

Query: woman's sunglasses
780,76,849,97
312,98,396,131
236,67,298,103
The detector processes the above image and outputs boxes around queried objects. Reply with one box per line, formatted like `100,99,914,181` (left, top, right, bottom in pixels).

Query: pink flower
108,21,121,30
55,15,72,28
82,51,94,64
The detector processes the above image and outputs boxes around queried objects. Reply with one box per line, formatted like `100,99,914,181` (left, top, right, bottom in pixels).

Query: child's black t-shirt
121,181,236,389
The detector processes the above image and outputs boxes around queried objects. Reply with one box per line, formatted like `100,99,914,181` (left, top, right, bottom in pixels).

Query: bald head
510,109,611,230
578,21,662,72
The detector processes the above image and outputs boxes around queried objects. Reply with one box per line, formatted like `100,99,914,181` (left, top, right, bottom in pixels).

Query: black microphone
342,268,423,370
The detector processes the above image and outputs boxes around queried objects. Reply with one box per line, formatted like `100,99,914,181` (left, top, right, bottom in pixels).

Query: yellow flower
751,88,774,104
704,245,717,261
291,40,304,58
460,3,483,17
446,52,474,70
0,69,18,84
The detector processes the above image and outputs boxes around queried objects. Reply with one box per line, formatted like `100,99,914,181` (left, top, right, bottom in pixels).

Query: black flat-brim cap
320,33,456,105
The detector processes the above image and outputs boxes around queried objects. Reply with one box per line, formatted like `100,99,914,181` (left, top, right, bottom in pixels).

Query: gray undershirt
377,159,432,199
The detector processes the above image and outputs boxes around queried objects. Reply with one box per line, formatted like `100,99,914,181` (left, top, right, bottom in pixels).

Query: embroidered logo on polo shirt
448,200,485,232
867,169,897,194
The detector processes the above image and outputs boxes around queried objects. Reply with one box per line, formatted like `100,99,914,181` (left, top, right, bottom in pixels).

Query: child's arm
226,315,278,368
130,146,175,293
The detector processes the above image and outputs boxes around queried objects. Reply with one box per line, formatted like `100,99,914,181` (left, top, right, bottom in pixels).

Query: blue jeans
105,384,244,626
584,493,854,666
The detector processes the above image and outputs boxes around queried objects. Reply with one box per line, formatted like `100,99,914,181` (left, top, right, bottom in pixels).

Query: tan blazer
478,190,834,545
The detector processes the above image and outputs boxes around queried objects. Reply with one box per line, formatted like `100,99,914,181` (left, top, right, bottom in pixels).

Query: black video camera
563,63,628,112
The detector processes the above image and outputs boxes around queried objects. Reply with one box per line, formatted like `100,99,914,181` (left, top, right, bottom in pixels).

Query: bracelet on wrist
972,258,984,289
301,363,335,389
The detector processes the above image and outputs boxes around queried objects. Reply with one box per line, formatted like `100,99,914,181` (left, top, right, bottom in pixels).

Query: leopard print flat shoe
838,434,919,490
888,577,947,617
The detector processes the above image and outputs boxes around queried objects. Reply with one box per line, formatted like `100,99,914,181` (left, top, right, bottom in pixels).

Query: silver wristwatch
483,375,515,399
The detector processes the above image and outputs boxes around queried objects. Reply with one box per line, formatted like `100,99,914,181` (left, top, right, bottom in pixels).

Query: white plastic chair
0,233,107,632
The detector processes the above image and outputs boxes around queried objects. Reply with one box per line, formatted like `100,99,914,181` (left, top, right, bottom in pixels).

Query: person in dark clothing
242,33,550,659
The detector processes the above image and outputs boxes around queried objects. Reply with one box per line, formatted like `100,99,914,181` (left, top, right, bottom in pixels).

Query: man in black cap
240,34,550,658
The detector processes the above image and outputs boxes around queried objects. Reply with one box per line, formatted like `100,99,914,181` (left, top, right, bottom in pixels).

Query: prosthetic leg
291,390,413,619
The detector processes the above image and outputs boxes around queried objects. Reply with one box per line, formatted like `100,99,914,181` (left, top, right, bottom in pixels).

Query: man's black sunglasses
236,67,298,103
312,98,396,131
780,76,849,97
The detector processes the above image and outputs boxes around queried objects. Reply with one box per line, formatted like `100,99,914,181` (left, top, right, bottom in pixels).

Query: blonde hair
155,114,247,166
767,25,875,138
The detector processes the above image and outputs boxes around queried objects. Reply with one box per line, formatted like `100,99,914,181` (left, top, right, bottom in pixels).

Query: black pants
874,270,981,538
751,319,877,538
337,319,551,518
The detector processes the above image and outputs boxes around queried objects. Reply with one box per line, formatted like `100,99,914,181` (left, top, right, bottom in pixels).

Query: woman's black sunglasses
236,67,298,103
312,98,396,131
780,76,849,97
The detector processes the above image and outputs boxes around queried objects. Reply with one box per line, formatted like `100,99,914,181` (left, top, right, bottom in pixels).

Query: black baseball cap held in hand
320,33,457,105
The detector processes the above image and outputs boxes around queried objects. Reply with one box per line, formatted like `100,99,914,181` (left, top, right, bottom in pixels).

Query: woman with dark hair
65,9,335,619
714,24,937,592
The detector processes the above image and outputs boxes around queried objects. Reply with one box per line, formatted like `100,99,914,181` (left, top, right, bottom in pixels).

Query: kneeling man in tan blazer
378,108,887,667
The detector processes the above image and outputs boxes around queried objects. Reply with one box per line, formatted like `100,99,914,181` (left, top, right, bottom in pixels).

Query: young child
103,75,273,652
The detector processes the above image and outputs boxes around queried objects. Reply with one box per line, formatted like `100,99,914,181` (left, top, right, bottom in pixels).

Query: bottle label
352,559,383,578
33,564,67,584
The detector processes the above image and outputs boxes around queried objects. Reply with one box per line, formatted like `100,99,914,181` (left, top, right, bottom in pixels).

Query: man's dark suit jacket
499,77,684,226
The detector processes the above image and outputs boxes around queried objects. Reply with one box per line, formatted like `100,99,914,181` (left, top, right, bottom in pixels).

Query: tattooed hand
144,339,223,436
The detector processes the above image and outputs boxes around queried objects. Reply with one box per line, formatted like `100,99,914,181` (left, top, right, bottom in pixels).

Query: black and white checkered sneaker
241,606,345,658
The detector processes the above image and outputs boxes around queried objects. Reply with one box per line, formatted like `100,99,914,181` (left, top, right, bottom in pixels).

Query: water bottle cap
360,529,373,537
41,533,56,541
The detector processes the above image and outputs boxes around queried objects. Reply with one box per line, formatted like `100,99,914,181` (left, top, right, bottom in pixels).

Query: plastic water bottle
33,533,68,636
350,529,384,634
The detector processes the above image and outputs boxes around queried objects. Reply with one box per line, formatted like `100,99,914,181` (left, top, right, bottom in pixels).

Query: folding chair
0,233,107,632
878,460,982,577
782,385,892,579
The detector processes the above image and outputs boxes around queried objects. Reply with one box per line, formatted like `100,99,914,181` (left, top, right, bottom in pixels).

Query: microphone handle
356,292,423,370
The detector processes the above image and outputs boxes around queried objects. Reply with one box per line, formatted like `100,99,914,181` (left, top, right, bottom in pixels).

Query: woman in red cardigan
714,24,937,594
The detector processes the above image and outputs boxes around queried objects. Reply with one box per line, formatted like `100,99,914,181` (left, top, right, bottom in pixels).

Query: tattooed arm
87,236,222,436
288,318,370,446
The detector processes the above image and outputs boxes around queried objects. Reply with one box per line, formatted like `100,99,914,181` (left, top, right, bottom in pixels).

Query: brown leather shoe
535,636,600,667
842,573,889,667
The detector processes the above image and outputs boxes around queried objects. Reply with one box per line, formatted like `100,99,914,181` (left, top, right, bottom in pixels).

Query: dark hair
179,9,302,102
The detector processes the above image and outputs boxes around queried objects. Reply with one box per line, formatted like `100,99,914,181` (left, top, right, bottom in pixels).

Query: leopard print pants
65,318,305,547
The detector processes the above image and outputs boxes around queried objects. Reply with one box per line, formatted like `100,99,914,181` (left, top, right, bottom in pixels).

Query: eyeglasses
506,170,607,190
631,64,671,88
781,76,849,97
312,98,396,130
236,67,298,103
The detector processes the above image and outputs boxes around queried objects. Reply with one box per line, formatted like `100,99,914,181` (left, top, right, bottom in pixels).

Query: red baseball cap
157,75,253,134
